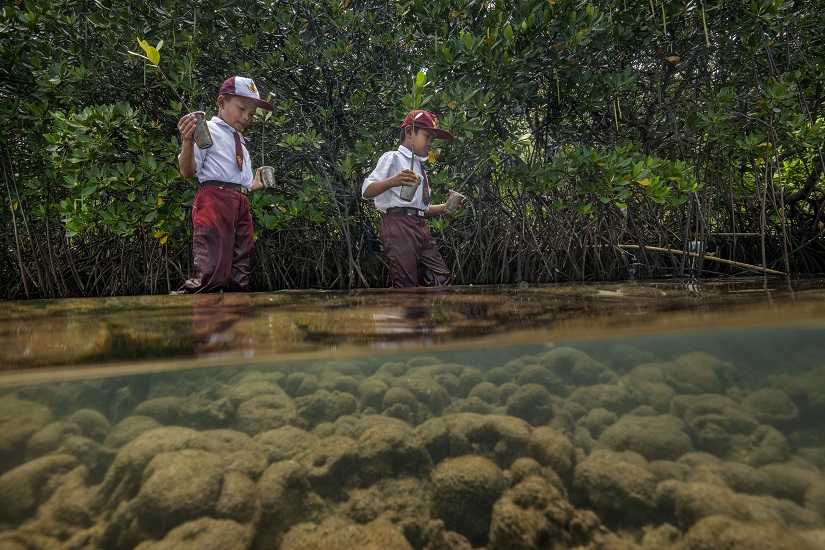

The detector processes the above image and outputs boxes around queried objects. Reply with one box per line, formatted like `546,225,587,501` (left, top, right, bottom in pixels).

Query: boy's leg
379,215,421,288
178,186,236,293
230,197,254,291
418,228,452,286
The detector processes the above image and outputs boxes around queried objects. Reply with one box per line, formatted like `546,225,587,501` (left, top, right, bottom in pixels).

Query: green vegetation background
2,0,823,298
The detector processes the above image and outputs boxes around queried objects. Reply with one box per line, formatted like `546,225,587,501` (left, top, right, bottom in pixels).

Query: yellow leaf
597,162,606,167
153,231,163,238
447,102,456,109
157,197,163,206
128,177,135,182
12,201,18,211
554,43,565,50
638,179,651,186
428,151,436,163
665,55,681,63
160,235,168,245
278,206,287,213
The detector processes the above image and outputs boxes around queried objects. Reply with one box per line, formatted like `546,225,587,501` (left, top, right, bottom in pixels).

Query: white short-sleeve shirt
362,145,430,212
183,117,254,189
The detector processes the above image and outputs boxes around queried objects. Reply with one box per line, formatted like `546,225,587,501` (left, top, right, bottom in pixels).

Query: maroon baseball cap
401,110,453,140
219,76,273,111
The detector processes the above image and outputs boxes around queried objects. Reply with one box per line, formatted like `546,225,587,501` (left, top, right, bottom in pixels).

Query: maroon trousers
178,185,253,293
379,212,452,288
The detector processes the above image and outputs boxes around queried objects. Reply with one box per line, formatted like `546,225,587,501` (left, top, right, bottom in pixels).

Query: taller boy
175,76,273,293
362,110,456,288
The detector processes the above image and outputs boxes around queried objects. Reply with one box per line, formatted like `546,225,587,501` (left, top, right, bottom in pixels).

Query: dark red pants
379,213,452,288
178,185,253,293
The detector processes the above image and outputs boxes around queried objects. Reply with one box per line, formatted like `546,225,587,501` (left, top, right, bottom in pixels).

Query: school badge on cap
219,76,274,111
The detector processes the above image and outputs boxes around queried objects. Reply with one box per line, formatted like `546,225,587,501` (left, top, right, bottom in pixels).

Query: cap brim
430,128,453,140
254,98,274,111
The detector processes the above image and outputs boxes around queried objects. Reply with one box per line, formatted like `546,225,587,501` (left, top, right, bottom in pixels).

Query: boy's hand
447,190,467,208
178,113,196,143
394,169,419,187
250,167,264,191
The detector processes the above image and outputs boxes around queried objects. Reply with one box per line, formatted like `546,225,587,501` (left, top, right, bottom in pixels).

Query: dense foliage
2,0,824,298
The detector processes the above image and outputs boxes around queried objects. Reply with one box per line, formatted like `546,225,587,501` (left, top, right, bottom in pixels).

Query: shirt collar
211,116,245,142
398,145,425,162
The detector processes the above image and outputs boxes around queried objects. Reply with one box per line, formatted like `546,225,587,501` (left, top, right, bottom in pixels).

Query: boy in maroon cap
362,110,462,288
174,76,273,294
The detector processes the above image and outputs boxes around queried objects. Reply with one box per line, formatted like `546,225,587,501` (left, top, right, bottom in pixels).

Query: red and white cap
218,76,273,111
401,110,453,139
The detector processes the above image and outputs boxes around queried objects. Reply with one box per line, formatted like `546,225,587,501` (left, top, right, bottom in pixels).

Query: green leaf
415,70,426,87
138,38,160,66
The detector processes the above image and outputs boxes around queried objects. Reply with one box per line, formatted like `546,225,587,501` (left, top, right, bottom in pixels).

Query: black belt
202,180,249,196
386,206,424,217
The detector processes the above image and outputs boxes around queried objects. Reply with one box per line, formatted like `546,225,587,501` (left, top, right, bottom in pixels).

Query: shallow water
1,278,825,548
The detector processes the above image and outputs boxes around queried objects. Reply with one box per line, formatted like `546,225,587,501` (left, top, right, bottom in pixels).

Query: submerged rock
597,414,694,461
430,455,507,546
280,517,413,550
673,514,819,550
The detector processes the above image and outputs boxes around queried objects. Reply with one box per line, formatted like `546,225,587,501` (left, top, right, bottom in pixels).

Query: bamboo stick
617,244,784,275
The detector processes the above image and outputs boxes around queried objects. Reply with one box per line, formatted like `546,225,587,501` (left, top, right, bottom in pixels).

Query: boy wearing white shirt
174,76,273,293
362,110,461,288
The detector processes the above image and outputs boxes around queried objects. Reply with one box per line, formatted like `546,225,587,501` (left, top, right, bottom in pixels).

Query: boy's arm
362,170,417,199
425,203,446,216
177,114,197,179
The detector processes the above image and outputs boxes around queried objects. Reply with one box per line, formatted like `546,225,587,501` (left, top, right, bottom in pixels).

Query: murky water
1,279,825,548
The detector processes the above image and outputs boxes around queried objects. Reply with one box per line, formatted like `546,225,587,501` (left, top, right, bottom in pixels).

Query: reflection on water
1,279,825,548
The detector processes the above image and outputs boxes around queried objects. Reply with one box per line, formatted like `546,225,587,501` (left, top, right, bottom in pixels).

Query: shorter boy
174,76,273,294
362,110,462,288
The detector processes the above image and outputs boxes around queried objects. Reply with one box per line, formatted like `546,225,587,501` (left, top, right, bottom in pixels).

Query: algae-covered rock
741,388,800,428
234,393,298,435
488,475,594,550
341,478,431,548
382,386,419,424
566,383,635,416
295,389,357,428
255,460,321,548
657,479,822,530
506,384,555,426
134,518,253,550
103,415,161,449
430,455,507,546
356,423,433,485
0,396,54,472
526,426,577,482
280,517,413,550
597,414,693,461
253,425,320,463
672,514,819,550
0,453,79,524
572,450,659,527
132,449,224,536
663,351,736,394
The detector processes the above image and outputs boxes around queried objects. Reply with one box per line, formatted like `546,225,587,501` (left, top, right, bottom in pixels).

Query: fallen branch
617,244,784,275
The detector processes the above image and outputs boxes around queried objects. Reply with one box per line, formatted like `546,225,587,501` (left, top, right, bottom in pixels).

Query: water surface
1,278,825,548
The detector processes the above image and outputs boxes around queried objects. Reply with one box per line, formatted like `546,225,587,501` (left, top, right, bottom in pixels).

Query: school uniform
174,76,273,294
362,145,452,288
177,117,254,293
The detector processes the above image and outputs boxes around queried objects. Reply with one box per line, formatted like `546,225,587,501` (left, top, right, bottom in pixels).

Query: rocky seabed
1,346,825,549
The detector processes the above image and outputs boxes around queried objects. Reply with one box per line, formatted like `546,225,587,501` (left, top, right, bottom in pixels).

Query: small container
399,173,422,202
444,190,466,217
192,111,213,149
260,166,275,188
